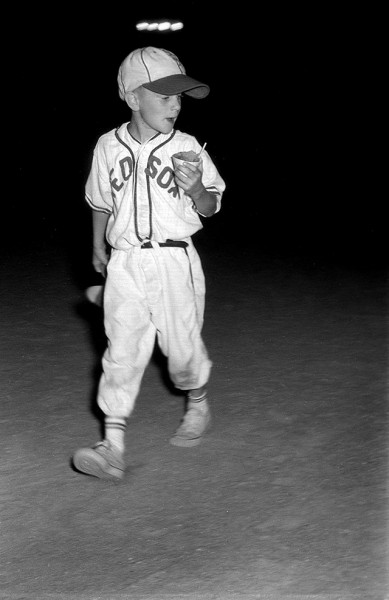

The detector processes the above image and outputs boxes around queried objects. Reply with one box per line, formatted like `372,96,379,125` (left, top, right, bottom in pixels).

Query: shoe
72,440,125,481
170,396,211,447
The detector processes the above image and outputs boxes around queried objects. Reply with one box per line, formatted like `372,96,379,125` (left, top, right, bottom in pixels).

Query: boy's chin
161,121,175,133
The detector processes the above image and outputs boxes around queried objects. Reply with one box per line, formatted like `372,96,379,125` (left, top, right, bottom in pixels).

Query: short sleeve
85,143,113,213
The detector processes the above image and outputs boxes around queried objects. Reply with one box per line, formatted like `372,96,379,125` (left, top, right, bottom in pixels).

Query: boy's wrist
189,185,206,203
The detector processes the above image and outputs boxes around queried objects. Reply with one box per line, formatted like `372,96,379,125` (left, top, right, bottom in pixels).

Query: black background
5,3,384,266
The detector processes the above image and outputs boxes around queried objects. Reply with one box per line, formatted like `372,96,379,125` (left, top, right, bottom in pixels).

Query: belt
141,240,188,249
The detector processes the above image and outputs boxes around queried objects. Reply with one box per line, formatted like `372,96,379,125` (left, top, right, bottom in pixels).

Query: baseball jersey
85,123,226,249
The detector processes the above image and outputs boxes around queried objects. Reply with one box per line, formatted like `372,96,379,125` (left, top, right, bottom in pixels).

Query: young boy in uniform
72,47,225,481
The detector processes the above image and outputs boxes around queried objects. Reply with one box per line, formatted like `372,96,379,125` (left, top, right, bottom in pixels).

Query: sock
105,416,127,453
188,390,208,404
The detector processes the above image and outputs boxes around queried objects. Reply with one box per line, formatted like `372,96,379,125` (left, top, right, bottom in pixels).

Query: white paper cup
172,155,200,170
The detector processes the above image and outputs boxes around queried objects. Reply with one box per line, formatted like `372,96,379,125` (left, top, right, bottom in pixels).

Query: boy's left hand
174,160,205,198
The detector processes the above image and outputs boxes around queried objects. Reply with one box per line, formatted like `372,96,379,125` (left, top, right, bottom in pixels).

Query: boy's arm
92,210,110,276
189,187,218,217
174,161,218,217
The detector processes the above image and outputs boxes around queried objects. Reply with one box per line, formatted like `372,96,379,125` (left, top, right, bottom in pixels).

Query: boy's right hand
92,246,109,277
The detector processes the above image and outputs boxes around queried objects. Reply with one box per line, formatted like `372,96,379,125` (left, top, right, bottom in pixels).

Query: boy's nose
171,96,181,110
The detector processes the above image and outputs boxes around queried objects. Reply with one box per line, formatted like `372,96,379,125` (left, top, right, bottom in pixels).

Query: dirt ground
0,229,387,600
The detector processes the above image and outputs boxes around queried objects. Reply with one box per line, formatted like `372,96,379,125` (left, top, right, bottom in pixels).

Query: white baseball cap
117,47,210,100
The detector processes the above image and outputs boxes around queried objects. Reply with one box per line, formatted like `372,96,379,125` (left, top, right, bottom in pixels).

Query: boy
72,47,225,481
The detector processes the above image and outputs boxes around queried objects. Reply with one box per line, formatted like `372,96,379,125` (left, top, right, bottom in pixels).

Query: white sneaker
72,440,125,481
170,396,211,447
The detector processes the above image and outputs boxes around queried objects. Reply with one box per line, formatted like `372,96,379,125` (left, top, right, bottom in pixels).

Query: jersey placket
135,146,153,242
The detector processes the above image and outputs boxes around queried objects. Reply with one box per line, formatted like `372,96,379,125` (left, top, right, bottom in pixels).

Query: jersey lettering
157,166,175,189
110,168,124,192
145,155,159,179
111,154,180,197
120,156,133,181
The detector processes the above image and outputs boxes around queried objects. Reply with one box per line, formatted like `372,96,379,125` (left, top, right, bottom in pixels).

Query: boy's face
132,87,182,135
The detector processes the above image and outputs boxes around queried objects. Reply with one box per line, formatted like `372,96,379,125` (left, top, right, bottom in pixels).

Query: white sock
188,392,208,411
105,417,126,453
188,390,207,402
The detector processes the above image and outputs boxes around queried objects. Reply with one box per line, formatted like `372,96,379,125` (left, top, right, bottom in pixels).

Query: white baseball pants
97,241,212,418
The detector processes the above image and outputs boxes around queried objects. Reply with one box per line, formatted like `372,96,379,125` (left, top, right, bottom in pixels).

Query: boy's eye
161,95,182,101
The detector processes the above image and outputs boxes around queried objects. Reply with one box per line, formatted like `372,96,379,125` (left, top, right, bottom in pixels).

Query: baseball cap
117,47,210,100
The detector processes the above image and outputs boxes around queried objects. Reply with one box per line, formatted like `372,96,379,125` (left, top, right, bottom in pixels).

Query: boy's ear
125,91,139,111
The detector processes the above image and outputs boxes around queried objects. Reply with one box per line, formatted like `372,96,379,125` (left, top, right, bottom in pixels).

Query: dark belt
141,240,188,249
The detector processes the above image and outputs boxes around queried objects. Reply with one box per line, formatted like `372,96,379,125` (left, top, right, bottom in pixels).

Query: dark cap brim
142,74,210,99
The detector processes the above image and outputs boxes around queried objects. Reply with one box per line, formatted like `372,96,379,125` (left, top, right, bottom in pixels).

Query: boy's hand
92,245,109,277
174,159,217,217
174,160,204,198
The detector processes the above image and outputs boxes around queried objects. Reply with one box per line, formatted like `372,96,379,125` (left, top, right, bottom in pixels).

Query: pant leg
151,243,212,391
97,249,156,418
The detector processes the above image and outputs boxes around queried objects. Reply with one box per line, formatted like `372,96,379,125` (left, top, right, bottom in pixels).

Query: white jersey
85,123,225,249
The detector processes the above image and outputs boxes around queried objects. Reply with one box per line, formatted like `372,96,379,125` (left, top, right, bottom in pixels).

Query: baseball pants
97,241,212,418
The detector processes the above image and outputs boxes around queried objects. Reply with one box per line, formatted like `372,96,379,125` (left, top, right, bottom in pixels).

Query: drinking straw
198,142,207,157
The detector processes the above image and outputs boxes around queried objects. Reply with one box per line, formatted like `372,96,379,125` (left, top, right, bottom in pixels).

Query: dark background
5,3,384,269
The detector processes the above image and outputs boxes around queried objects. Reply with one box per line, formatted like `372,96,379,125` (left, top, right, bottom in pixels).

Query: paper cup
172,155,200,170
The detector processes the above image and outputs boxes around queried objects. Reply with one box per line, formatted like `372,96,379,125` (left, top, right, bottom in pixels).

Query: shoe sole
169,435,204,447
73,448,124,481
